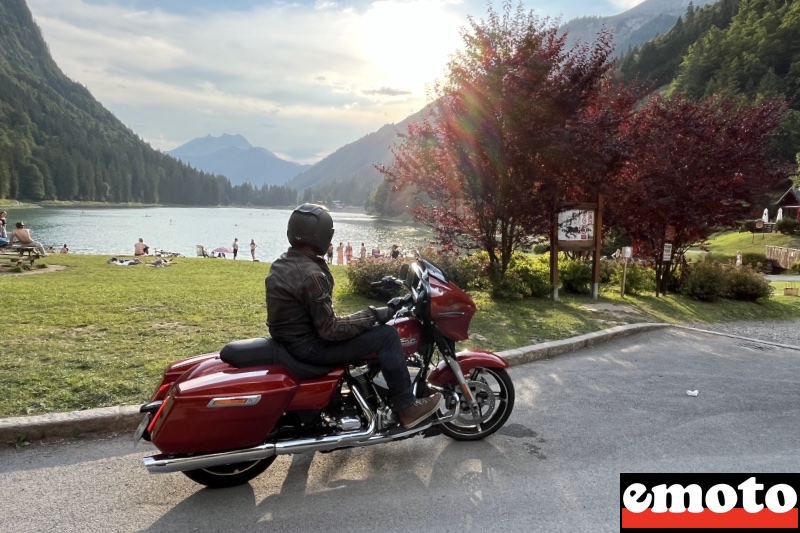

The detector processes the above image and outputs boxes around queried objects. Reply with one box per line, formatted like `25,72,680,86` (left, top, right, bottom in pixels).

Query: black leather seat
219,337,333,380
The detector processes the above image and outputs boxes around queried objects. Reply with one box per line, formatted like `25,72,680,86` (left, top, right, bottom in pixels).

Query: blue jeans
288,325,416,411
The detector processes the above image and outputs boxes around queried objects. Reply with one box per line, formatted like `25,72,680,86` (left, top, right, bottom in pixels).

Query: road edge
4,322,796,443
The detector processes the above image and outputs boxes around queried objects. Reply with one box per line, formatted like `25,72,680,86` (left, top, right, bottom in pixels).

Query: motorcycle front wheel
440,367,515,441
182,456,276,489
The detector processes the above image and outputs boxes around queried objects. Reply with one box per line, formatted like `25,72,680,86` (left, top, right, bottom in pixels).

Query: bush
740,220,757,233
532,243,550,254
775,218,800,236
559,259,592,294
35,262,47,269
789,261,800,275
346,259,407,298
725,266,773,301
503,253,550,298
681,257,727,302
741,252,767,269
609,262,656,295
599,259,618,283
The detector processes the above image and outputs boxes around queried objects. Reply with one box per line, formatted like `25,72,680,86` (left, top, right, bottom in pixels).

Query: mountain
0,0,233,205
559,0,718,56
168,134,311,187
287,108,426,205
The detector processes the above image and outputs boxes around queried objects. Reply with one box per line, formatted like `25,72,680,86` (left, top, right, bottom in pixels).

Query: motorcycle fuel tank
150,357,298,455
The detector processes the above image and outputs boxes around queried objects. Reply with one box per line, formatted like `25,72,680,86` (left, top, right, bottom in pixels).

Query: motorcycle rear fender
428,350,510,386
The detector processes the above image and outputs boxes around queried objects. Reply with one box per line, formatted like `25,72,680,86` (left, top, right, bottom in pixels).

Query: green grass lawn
688,230,800,257
2,253,800,418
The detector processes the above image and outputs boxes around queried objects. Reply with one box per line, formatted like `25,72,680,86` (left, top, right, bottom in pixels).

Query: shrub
503,252,550,297
35,262,47,269
725,266,773,301
532,243,550,254
775,218,800,236
741,252,767,269
490,271,529,300
790,261,800,275
599,259,618,283
609,262,656,295
346,259,407,298
681,257,727,302
740,220,757,233
559,259,592,294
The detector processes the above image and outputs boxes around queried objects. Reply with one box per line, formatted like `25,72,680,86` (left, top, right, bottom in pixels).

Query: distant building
775,186,800,221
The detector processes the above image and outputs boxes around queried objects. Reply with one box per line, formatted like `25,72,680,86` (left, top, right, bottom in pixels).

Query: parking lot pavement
1,327,798,533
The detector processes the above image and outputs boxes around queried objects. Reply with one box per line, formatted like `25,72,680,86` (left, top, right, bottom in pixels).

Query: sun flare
358,1,463,97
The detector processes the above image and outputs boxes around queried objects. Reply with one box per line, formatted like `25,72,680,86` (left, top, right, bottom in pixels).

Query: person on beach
345,242,353,264
60,244,69,254
390,244,401,259
9,222,48,256
232,238,239,260
0,210,7,239
326,243,334,264
250,239,257,261
336,242,344,265
134,238,149,256
360,243,366,260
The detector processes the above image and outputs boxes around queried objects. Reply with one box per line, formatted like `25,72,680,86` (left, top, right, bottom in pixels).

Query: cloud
27,0,630,163
362,87,413,96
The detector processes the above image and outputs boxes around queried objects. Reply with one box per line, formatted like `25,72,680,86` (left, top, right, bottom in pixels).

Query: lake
2,206,432,263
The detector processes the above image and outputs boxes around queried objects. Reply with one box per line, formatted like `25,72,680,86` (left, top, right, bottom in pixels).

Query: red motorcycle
135,255,515,488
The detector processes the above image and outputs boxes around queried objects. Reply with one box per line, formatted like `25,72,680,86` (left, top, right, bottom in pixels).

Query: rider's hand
387,297,404,313
369,306,393,325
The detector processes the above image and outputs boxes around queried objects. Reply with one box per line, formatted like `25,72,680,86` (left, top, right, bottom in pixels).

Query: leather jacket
266,247,374,350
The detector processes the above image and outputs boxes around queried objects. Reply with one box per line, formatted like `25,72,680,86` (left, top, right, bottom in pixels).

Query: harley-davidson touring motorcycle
135,255,515,488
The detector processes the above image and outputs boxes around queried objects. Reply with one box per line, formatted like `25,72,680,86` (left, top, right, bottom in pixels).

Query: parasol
212,246,233,254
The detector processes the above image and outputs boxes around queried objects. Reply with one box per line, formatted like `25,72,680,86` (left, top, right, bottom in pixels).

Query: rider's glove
369,306,393,325
387,297,404,313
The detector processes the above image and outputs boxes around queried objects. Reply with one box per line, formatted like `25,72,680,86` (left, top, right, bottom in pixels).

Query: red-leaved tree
378,2,639,276
608,93,790,294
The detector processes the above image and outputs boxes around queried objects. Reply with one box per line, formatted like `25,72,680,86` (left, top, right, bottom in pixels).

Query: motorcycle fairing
427,350,510,386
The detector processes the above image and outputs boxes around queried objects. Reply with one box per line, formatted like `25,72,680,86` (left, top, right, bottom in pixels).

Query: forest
0,0,296,206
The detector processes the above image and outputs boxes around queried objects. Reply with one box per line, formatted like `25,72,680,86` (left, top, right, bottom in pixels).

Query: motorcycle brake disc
452,380,496,427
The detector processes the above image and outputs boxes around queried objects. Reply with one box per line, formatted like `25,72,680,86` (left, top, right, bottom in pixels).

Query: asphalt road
1,328,798,533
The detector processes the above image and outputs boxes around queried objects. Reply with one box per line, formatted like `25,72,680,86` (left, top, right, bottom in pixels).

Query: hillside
168,134,310,187
559,0,717,56
616,0,740,89
0,0,238,205
618,0,800,160
288,108,426,205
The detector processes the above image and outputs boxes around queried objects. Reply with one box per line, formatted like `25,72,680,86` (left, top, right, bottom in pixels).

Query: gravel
687,319,800,348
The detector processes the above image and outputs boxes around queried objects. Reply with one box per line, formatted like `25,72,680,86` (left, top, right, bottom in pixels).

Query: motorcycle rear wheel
182,456,276,488
440,367,515,441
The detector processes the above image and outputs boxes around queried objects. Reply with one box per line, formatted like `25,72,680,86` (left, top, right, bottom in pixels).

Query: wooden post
550,206,559,302
591,195,603,300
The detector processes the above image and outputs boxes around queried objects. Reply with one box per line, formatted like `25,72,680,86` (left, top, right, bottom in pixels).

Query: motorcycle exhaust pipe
143,385,377,474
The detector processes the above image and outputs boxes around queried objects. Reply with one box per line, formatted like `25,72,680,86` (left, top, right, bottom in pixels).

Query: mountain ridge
167,133,310,187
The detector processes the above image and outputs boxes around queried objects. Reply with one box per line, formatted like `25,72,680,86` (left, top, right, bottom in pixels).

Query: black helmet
287,203,334,256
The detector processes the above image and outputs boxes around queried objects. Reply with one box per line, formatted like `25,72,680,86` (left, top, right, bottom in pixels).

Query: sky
27,0,645,164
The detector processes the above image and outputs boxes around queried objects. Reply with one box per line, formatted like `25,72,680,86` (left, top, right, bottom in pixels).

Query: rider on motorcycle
266,203,442,428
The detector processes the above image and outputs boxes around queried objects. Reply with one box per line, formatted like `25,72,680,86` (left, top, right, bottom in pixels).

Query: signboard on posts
663,243,673,262
557,209,595,251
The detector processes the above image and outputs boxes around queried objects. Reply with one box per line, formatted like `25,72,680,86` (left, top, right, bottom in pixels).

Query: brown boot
398,393,443,429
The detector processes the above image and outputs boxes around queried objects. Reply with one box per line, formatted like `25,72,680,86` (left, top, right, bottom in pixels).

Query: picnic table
0,245,41,267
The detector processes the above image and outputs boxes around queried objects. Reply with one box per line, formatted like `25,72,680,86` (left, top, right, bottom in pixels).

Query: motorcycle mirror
398,263,409,281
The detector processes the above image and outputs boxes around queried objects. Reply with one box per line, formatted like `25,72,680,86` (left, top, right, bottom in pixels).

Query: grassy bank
2,254,800,418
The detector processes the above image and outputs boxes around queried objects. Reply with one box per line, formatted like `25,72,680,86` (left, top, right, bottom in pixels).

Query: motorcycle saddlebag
150,356,298,455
